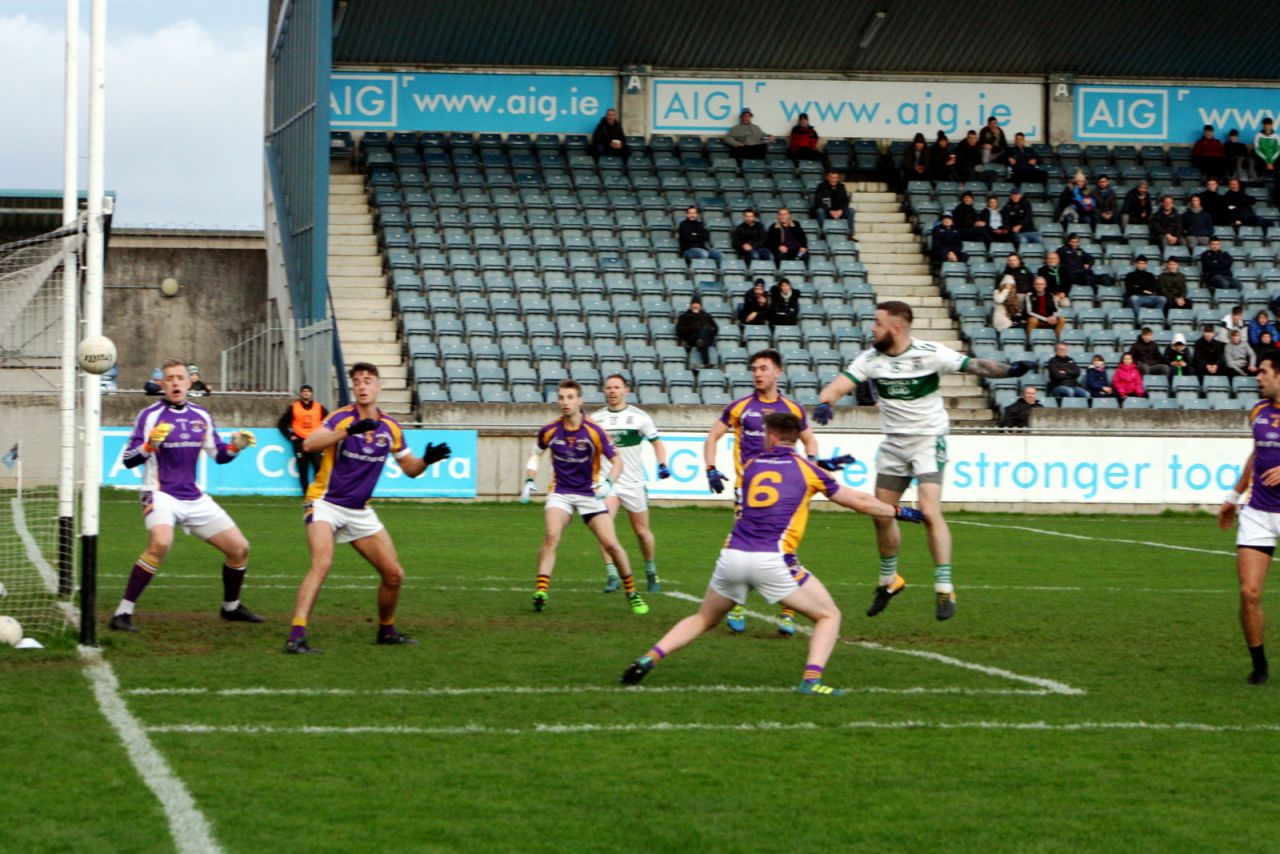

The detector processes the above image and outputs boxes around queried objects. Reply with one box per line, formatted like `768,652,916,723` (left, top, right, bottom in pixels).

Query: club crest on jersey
190,421,203,433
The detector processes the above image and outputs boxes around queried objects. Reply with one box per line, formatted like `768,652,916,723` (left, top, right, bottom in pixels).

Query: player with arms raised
523,379,649,615
284,363,450,653
814,301,1033,620
1219,350,1280,685
109,358,259,633
591,374,671,593
621,412,923,695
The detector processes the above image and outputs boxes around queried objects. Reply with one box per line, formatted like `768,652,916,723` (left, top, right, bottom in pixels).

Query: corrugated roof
333,0,1280,80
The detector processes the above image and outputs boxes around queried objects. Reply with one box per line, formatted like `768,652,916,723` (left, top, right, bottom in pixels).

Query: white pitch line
124,684,1051,698
143,719,1280,737
950,519,1235,558
80,647,222,854
664,591,1085,697
12,496,60,596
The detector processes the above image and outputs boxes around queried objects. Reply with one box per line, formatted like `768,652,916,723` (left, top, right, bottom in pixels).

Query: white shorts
709,549,809,605
306,498,385,544
877,435,948,479
1237,505,1280,549
609,482,649,514
143,491,235,540
546,492,609,519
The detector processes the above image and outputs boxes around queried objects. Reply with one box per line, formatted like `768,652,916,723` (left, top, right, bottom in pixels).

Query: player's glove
422,442,451,466
229,430,256,451
813,402,834,425
347,418,378,436
594,478,614,500
144,422,173,453
519,478,536,504
815,454,856,472
1006,360,1037,378
895,505,925,524
657,463,672,480
706,466,727,494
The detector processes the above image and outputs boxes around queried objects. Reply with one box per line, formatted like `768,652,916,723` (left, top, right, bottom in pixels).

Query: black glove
1006,360,1037,378
347,418,378,435
815,454,856,472
422,442,451,465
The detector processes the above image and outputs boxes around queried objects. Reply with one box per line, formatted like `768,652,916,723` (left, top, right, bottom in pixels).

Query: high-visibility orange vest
291,401,324,439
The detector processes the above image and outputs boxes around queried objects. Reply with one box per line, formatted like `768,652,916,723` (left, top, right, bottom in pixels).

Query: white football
77,335,117,375
0,615,22,646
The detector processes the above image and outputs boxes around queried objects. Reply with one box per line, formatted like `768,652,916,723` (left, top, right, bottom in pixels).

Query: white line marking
124,684,1051,698
950,519,1235,558
12,496,60,595
80,647,221,853
664,591,1085,696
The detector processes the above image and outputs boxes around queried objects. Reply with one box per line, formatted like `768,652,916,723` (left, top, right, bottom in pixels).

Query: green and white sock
644,560,657,576
934,563,953,594
605,563,620,581
879,555,899,586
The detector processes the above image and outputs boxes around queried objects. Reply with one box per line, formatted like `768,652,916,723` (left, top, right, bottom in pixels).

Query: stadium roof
332,0,1280,81
0,190,115,246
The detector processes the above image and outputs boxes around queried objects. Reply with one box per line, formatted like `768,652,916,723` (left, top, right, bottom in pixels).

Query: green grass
3,494,1278,852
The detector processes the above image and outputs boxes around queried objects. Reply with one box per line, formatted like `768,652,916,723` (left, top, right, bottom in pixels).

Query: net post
59,0,80,601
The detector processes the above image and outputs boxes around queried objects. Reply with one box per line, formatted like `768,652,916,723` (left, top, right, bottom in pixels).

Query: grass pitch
2,494,1278,852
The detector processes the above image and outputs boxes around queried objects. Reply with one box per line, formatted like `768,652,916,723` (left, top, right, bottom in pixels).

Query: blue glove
1006,360,1037,378
895,505,925,524
813,402,834,425
815,454,856,472
706,467,727,494
657,463,672,480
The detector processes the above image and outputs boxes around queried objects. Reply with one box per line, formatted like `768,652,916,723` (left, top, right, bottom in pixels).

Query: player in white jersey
590,375,671,593
813,300,1033,621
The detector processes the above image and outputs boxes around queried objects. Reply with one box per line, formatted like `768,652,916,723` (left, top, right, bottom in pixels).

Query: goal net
0,223,84,641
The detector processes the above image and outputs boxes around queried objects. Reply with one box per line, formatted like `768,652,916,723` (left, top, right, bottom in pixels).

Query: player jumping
109,358,259,633
591,374,671,593
1219,349,1280,685
284,362,450,653
521,379,648,615
813,301,1033,620
621,412,923,695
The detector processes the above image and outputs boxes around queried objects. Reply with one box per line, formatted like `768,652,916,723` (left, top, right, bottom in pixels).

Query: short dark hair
749,348,783,368
763,411,802,442
1204,124,1215,131
558,378,582,395
300,384,313,392
1260,349,1280,373
743,207,756,215
1140,326,1153,334
877,300,914,325
348,362,379,378
604,373,629,387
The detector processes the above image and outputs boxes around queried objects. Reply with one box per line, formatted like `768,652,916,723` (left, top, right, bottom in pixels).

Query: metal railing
219,316,341,410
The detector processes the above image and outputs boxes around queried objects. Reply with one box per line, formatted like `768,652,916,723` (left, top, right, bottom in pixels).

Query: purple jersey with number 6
1249,400,1280,513
726,446,839,558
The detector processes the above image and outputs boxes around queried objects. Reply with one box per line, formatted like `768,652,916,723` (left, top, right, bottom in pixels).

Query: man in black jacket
1003,133,1047,186
1057,234,1096,289
1125,255,1166,319
769,278,800,326
1001,385,1042,428
1002,188,1039,246
676,299,719,367
1192,325,1226,377
677,206,723,263
765,208,808,266
1129,327,1171,376
1222,178,1263,229
930,213,967,264
730,208,771,262
812,170,854,230
1046,342,1088,398
952,191,989,245
590,108,628,160
1200,178,1229,226
1122,181,1153,229
1202,236,1243,291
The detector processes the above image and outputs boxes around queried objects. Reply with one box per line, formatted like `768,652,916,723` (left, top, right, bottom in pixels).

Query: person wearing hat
144,367,163,396
188,365,212,398
788,112,821,162
1165,333,1192,376
929,212,967,265
901,132,930,182
676,298,719,367
730,208,772,262
724,108,770,162
278,383,329,493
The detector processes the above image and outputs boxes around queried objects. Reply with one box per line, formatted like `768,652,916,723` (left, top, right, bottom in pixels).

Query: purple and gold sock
222,563,246,604
802,663,824,683
648,645,666,662
378,621,397,639
122,559,157,603
289,623,307,643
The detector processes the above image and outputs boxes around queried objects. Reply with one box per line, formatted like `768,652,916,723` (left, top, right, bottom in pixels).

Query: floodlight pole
58,0,79,600
80,0,106,647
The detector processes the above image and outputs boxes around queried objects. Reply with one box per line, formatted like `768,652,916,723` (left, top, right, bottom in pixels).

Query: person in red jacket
789,113,821,163
1192,125,1227,180
1111,353,1147,399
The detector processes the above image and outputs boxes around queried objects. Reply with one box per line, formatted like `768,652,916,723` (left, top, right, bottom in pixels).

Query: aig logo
652,80,744,131
1075,87,1168,140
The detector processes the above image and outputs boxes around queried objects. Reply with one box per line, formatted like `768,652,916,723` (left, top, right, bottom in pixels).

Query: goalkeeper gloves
347,418,378,436
422,442,451,466
706,467,727,494
1006,360,1037,378
895,505,925,524
813,401,833,425
144,422,173,453
814,453,856,472
657,463,672,480
229,430,256,451
519,478,536,504
594,478,614,500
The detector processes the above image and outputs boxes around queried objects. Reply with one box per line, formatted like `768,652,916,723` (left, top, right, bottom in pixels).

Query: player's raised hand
422,442,451,465
815,454,856,472
895,505,925,524
1006,360,1038,378
657,463,672,479
813,402,833,425
594,478,614,500
706,467,727,494
145,422,173,452
230,430,256,451
519,478,536,504
347,418,378,436
1218,500,1239,530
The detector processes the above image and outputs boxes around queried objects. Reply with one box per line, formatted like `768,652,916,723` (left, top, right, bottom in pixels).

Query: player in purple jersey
284,363,449,654
108,359,260,633
622,412,922,695
521,379,649,615
1219,350,1280,684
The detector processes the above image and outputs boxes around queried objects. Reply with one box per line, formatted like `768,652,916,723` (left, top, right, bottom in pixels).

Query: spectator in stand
812,169,854,228
1150,195,1185,246
769,278,800,326
978,116,1007,163
930,213,967,264
1269,292,1280,320
1005,133,1047,185
952,190,989,245
1046,342,1088,398
1001,385,1042,429
1002,187,1040,246
1024,277,1066,339
1249,310,1279,346
1085,354,1115,398
901,133,931,183
1225,329,1258,377
765,208,808,266
1256,330,1278,360
1094,174,1119,225
984,195,1013,243
1254,117,1280,180
1192,124,1227,179
992,274,1022,331
1200,177,1229,226
788,113,821,163
1192,325,1226,378
1112,353,1147,400
1130,327,1171,377
955,129,984,183
1125,255,1166,318
928,132,959,182
1165,333,1192,376
730,208,772,262
1202,236,1242,291
1001,252,1034,293
1225,129,1257,182
1222,304,1247,333
188,366,212,397
723,109,770,162
1037,251,1068,302
677,206,723,263
277,383,328,493
739,289,772,329
144,367,163,396
1182,195,1215,249
1158,257,1190,311
1222,177,1263,229
676,298,718,366
1122,180,1154,229
739,278,769,316
590,108,628,160
1058,172,1097,227
1058,234,1096,290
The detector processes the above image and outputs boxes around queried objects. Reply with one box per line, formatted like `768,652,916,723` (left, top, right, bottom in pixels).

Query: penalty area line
949,519,1235,558
124,684,1052,698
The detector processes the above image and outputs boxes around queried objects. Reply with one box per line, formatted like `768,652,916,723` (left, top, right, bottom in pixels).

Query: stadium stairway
854,181,993,426
328,173,413,416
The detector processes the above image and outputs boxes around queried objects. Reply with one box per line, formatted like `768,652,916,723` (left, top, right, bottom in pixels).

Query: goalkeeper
520,379,648,616
110,359,261,633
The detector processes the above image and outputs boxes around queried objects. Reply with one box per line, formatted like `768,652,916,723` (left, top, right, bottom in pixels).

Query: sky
0,1,266,229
